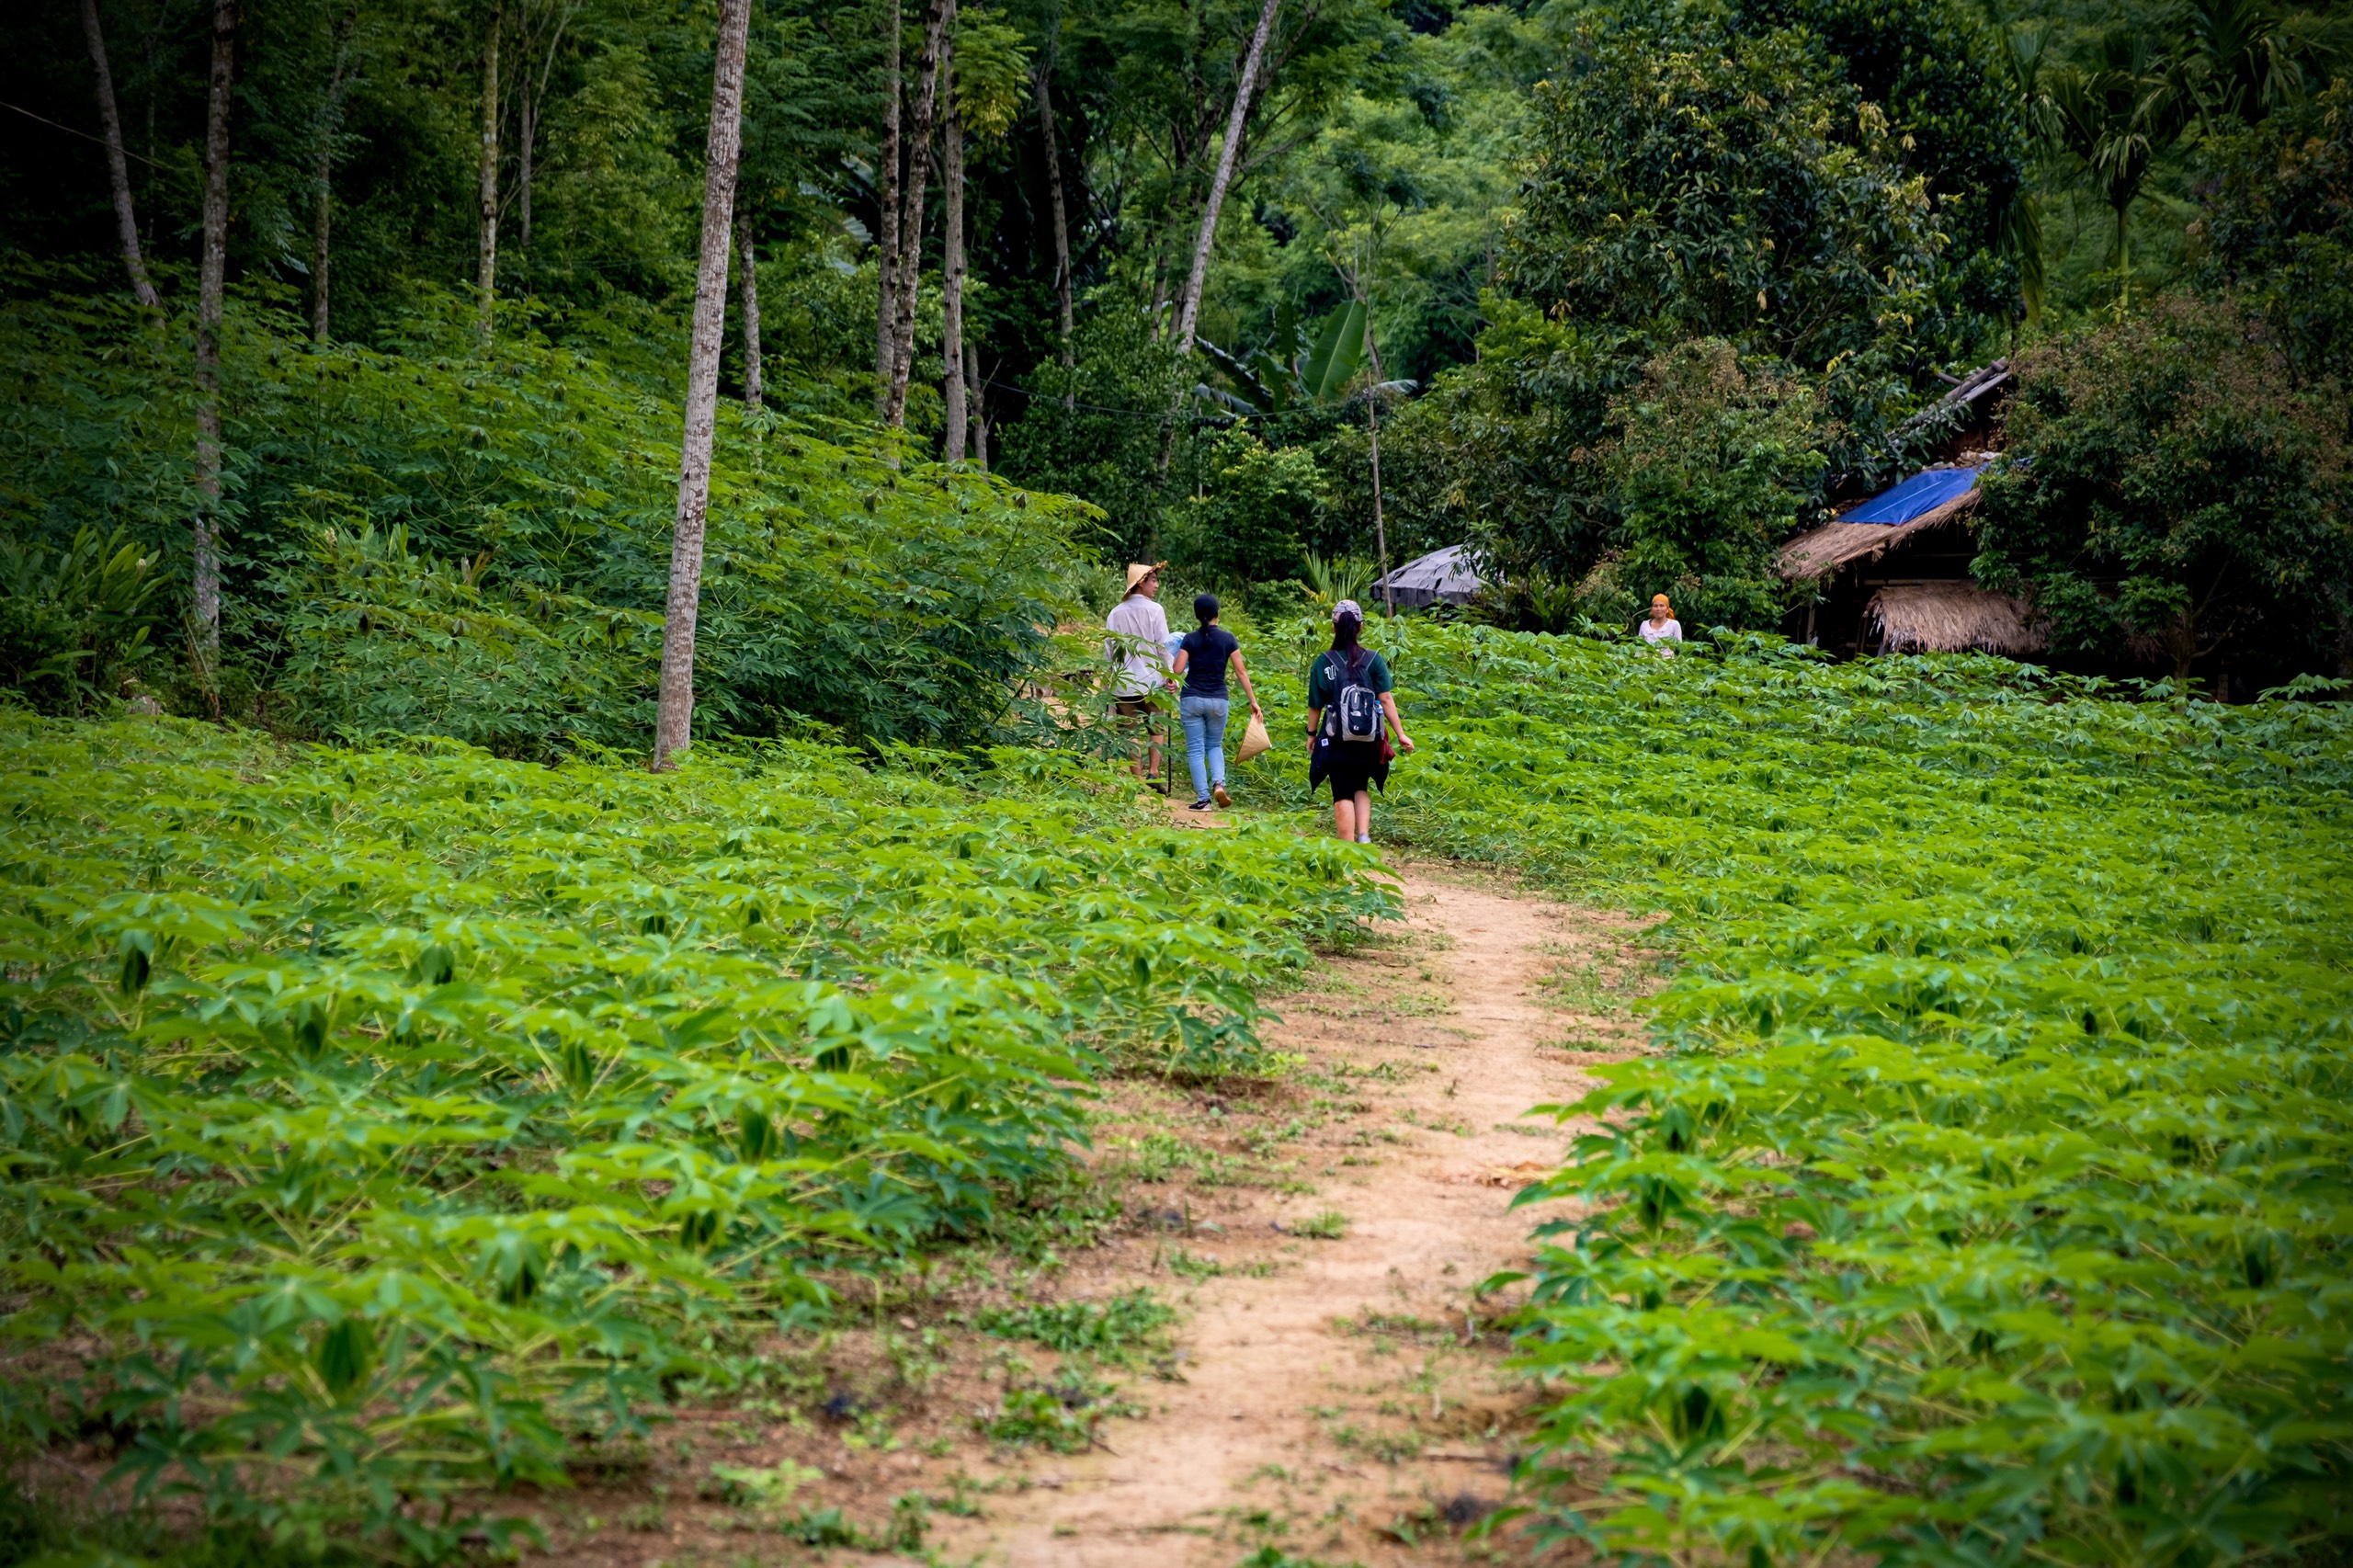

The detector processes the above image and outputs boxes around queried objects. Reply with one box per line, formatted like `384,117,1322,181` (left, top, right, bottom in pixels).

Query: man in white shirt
1106,562,1173,781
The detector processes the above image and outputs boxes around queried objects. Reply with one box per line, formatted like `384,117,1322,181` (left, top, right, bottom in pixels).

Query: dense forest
2,0,2351,1562
4,0,2348,742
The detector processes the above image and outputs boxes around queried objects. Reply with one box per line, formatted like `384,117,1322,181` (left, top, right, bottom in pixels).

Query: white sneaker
1356,835,1371,845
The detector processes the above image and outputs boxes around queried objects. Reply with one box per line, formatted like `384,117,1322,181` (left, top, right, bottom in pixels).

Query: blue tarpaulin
1842,464,1986,525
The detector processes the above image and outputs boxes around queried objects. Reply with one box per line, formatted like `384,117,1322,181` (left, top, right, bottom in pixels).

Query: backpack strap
1320,650,1347,735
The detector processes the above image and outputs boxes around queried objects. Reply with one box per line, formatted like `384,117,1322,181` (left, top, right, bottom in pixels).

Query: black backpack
1324,650,1383,744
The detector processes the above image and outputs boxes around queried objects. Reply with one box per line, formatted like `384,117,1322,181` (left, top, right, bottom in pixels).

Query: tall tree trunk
884,0,950,429
310,8,357,344
517,95,535,266
653,0,754,770
968,341,987,468
192,0,236,655
2114,199,2131,317
142,21,157,182
80,0,159,309
941,36,966,461
1364,303,1392,619
739,225,763,411
875,0,901,414
516,1,574,279
1170,0,1279,360
476,3,501,347
1034,61,1072,369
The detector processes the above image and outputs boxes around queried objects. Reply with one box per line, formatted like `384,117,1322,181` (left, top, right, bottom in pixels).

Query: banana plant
1194,301,1413,416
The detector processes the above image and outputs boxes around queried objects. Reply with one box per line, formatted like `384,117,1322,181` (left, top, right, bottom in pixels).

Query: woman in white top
1638,594,1683,646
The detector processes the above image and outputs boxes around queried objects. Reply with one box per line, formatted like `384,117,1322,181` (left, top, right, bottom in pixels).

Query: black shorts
1114,697,1149,718
1325,757,1375,801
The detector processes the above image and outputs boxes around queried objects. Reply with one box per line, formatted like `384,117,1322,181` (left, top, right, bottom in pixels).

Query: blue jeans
1180,694,1229,800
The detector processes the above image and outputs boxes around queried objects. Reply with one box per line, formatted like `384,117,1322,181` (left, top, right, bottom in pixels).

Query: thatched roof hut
1777,486,1983,580
1865,582,2045,656
1779,460,2046,657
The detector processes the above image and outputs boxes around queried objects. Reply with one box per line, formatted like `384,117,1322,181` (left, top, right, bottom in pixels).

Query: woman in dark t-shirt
1170,593,1261,810
1306,600,1415,844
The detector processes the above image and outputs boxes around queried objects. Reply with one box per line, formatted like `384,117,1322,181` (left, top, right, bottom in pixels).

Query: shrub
1163,427,1331,595
1973,295,2351,686
0,528,165,715
1580,340,1826,631
978,1290,1176,1355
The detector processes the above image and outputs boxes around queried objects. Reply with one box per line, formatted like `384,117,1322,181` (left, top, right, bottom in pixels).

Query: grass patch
1289,1210,1349,1240
976,1289,1176,1356
975,1376,1142,1452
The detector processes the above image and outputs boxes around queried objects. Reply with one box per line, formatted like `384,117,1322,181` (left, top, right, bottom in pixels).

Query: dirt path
523,859,1648,1568
926,863,1646,1566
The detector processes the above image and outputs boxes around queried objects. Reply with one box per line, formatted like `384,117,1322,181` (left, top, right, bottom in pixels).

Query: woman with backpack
1306,600,1415,845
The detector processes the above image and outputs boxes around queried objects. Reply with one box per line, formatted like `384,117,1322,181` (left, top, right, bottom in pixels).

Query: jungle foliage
6,0,2347,687
1261,617,2353,1565
0,278,1087,753
0,714,1391,1551
1975,296,2352,685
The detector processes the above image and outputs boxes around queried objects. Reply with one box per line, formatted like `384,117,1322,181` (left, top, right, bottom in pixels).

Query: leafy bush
1305,619,2353,1565
978,1289,1176,1354
1578,341,1825,631
0,528,165,715
0,713,1392,1547
1163,427,1331,596
996,301,1199,565
1974,295,2351,686
976,1376,1138,1451
1374,296,1632,601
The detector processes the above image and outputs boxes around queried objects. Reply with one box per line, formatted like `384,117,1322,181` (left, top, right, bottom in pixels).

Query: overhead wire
980,376,1253,424
2,98,176,171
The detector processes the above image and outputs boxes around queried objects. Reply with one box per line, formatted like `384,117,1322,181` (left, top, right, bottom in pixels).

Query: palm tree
2182,0,2304,124
1978,0,2051,322
2039,28,2192,314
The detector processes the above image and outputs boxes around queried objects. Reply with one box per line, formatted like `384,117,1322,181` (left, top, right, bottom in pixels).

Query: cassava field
3,624,2347,1567
6,0,2351,1554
